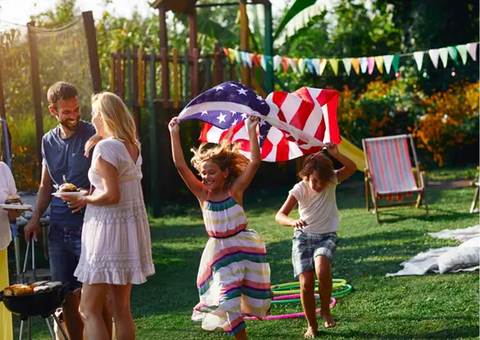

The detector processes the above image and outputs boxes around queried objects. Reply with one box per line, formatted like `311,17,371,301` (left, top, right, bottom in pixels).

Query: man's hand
24,219,41,242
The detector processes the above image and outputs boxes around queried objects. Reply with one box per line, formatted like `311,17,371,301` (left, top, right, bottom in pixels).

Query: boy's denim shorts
48,224,82,293
292,230,339,278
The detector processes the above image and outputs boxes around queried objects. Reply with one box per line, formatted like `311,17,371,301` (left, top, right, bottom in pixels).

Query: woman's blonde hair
191,138,250,184
91,92,140,149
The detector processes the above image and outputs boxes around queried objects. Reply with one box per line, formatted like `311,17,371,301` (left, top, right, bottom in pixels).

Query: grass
426,165,478,182
19,182,479,339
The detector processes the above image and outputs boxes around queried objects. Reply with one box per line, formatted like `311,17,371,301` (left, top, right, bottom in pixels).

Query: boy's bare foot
304,325,318,338
322,314,336,328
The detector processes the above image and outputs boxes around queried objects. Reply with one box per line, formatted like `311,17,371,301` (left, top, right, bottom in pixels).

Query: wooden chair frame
363,134,429,223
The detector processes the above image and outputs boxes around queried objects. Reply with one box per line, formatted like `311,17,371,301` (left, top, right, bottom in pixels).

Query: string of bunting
222,42,479,77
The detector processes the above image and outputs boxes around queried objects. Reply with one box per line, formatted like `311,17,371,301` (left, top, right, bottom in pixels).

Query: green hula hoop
272,280,347,296
272,279,347,291
272,284,353,304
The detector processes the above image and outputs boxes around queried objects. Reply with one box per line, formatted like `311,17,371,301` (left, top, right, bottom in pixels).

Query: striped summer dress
191,191,271,336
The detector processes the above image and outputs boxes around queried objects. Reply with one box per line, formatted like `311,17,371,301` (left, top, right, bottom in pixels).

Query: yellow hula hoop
271,279,347,295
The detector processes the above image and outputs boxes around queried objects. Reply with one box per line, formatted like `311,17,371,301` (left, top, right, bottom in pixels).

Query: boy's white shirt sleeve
289,182,305,202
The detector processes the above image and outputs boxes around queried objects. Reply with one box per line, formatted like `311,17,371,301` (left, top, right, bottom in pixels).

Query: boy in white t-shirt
275,143,356,338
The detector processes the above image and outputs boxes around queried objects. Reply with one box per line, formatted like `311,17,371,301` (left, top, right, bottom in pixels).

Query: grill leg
45,317,55,339
27,318,32,340
52,313,70,340
18,320,24,340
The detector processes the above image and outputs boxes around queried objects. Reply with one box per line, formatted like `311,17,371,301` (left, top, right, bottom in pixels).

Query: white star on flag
201,111,208,116
231,119,238,126
217,112,227,123
259,119,266,126
241,113,248,119
256,95,264,101
229,83,239,87
215,85,224,91
231,111,237,115
237,88,248,95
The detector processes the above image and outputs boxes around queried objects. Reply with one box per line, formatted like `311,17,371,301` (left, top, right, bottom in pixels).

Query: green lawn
19,182,479,339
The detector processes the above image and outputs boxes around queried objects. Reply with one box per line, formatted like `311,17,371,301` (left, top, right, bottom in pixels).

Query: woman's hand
168,117,181,134
245,115,259,131
85,134,103,157
290,219,307,229
61,195,88,213
5,209,23,221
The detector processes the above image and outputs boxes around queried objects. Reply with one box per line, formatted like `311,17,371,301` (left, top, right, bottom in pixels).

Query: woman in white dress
64,92,154,340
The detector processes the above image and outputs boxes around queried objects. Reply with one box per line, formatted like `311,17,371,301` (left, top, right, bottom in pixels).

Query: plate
0,204,32,210
52,190,88,198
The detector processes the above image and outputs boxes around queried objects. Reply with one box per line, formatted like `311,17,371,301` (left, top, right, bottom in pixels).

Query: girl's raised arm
169,117,207,202
231,116,261,196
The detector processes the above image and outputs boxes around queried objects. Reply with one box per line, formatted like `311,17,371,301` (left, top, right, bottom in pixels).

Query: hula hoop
245,297,336,320
271,279,346,291
272,284,353,304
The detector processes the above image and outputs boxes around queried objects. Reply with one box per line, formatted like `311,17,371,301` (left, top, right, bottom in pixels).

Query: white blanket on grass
386,226,480,277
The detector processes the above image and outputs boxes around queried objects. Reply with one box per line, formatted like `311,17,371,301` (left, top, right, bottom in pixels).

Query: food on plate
2,281,63,296
59,183,78,192
4,195,22,205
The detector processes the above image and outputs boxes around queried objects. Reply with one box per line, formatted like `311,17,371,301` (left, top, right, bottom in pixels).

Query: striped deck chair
362,134,429,223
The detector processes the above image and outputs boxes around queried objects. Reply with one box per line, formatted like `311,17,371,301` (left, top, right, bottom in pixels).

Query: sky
0,0,291,29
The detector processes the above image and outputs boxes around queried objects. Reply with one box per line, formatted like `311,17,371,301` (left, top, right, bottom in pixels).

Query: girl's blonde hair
191,138,250,184
91,92,140,149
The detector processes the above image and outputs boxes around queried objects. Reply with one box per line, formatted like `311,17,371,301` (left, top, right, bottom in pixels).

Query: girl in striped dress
168,116,271,339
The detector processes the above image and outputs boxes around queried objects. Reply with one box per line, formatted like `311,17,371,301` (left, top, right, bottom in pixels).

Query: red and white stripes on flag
200,87,341,162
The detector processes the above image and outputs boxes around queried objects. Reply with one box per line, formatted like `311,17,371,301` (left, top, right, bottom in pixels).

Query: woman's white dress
74,138,155,285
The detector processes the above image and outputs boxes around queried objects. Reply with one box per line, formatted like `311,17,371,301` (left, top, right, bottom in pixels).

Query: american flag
178,81,341,162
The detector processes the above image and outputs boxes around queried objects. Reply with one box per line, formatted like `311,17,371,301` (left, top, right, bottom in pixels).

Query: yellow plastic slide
338,137,366,172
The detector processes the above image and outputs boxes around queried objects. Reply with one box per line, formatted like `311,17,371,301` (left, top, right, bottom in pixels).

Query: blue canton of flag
179,81,272,147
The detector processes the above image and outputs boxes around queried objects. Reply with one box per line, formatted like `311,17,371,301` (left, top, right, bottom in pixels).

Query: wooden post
27,21,43,177
132,45,141,136
205,57,211,89
239,0,250,86
116,48,122,97
184,49,189,102
138,48,144,107
149,49,161,217
192,48,199,97
264,3,274,93
161,47,169,108
110,54,116,93
172,47,179,109
126,49,132,108
82,11,102,93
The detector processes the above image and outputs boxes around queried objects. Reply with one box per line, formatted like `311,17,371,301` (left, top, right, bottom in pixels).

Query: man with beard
24,82,96,340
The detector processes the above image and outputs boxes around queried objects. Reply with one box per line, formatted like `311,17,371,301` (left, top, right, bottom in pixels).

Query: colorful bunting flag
428,49,439,68
374,56,384,74
466,42,478,61
447,46,459,65
246,53,253,68
456,45,468,65
392,54,400,73
281,58,290,73
305,59,315,74
359,57,368,73
329,59,339,76
343,58,352,76
319,59,327,76
273,55,282,71
298,58,306,74
367,57,375,74
351,58,360,75
289,58,298,73
413,51,424,71
383,55,394,74
439,48,449,68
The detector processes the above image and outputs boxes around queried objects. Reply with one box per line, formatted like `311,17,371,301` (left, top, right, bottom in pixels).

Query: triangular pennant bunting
374,56,384,74
342,58,352,76
319,59,327,76
281,58,290,73
359,57,368,73
392,54,400,72
383,55,394,74
466,42,478,61
448,46,459,65
311,59,320,75
413,51,424,71
305,59,315,74
351,58,360,75
329,59,339,76
289,58,298,73
456,45,468,65
273,55,282,71
428,49,439,68
298,58,306,74
246,53,253,68
439,48,449,67
367,57,375,74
